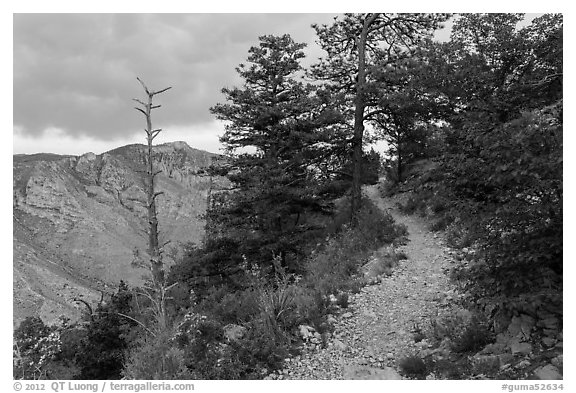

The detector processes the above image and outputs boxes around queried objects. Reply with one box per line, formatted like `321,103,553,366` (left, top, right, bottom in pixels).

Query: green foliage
197,286,260,325
13,317,61,379
442,104,563,316
335,292,349,308
338,148,382,186
398,355,428,379
254,273,300,336
208,34,346,274
312,13,450,188
18,13,563,381
429,215,455,232
167,196,408,379
76,281,139,379
175,282,298,379
304,198,407,296
369,247,407,277
168,238,246,297
14,317,51,355
427,309,492,354
394,14,563,323
122,330,192,380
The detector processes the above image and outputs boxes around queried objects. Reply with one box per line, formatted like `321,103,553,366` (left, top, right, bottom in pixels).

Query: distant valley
13,141,223,326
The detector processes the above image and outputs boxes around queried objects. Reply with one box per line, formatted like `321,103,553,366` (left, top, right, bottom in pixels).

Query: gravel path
272,184,459,380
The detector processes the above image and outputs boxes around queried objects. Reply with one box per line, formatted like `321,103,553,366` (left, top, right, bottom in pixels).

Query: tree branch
151,86,172,96
134,107,147,117
136,77,151,96
132,98,147,107
72,298,94,321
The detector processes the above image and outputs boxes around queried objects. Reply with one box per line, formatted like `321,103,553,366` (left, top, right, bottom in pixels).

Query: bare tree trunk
351,13,379,222
133,77,172,330
397,144,403,183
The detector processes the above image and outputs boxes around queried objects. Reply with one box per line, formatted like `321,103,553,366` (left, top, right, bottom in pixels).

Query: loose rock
533,365,562,380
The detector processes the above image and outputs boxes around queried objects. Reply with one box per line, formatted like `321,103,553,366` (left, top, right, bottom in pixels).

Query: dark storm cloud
14,13,336,140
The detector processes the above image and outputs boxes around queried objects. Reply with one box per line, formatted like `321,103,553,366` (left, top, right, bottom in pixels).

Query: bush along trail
270,182,563,380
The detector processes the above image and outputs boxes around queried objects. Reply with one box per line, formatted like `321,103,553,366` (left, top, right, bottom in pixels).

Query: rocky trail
271,184,460,379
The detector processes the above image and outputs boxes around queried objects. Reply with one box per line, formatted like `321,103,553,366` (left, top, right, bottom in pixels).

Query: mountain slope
13,141,223,326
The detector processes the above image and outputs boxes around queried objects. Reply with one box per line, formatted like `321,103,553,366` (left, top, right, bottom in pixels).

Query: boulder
555,341,563,349
538,317,560,330
509,341,532,355
496,333,513,345
508,314,535,339
533,365,562,380
516,360,531,369
498,354,514,366
298,325,314,339
493,312,512,334
551,355,563,369
542,337,556,347
472,355,500,372
479,342,507,355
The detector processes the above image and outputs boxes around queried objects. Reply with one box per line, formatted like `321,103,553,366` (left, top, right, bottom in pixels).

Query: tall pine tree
210,34,342,273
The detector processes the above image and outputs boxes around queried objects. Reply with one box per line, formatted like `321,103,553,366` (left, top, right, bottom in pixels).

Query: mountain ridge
13,141,224,326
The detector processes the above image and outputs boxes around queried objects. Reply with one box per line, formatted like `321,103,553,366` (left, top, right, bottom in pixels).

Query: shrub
348,278,364,294
439,102,563,320
429,214,455,232
398,355,428,379
367,247,407,278
305,198,407,294
75,282,139,380
412,322,426,343
336,292,349,308
430,197,448,214
427,308,492,353
399,196,419,214
13,317,61,380
444,223,474,249
378,179,399,197
450,317,491,353
122,331,192,380
166,197,408,379
398,190,433,216
241,318,292,371
256,275,297,334
197,286,260,325
290,286,326,329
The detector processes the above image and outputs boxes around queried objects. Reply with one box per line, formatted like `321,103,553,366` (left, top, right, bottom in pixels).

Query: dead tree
133,77,173,330
133,77,172,285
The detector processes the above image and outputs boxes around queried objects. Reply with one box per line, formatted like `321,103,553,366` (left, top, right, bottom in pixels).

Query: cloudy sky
12,13,460,156
20,11,559,157
13,13,357,155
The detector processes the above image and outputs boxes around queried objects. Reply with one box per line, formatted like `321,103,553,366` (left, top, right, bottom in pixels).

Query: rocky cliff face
13,142,223,326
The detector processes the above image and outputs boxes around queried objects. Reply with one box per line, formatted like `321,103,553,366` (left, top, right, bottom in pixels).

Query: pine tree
210,34,342,273
311,13,449,218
